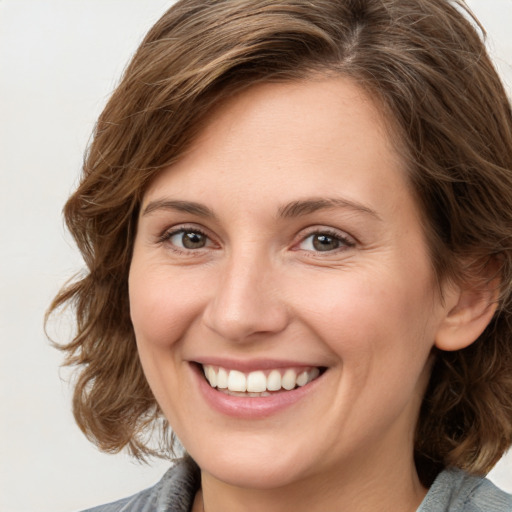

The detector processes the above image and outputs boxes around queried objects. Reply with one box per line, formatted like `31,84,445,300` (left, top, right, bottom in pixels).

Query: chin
187,441,312,490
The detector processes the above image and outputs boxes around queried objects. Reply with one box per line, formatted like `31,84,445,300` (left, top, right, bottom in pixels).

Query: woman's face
129,78,455,490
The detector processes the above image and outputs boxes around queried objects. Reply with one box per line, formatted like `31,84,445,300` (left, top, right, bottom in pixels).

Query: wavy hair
47,0,512,485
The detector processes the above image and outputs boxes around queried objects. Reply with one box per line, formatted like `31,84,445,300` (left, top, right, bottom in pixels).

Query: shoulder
418,468,512,512
80,457,200,512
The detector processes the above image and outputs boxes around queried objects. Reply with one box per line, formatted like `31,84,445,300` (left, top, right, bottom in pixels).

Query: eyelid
158,223,218,251
159,224,204,240
292,226,356,252
156,223,355,254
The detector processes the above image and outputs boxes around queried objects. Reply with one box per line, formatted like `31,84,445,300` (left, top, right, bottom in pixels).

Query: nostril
201,275,289,341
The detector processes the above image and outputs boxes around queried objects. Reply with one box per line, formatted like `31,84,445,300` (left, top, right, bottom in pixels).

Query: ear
435,275,499,352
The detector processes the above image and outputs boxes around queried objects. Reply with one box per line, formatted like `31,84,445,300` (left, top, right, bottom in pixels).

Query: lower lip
192,364,324,419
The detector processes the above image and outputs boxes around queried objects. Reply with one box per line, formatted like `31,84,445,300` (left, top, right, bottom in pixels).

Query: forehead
143,77,410,212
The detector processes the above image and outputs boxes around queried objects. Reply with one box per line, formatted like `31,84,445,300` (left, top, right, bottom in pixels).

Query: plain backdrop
1,1,511,511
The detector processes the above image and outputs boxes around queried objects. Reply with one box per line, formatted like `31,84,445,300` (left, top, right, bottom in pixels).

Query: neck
196,447,427,512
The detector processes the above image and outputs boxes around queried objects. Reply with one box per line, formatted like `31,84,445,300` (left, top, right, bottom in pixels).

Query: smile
202,365,321,396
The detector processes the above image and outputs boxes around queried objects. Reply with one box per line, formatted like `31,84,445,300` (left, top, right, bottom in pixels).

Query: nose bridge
203,244,288,342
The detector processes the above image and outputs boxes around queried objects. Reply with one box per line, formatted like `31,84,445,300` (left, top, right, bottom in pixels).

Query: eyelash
294,228,356,254
158,225,356,255
158,225,213,255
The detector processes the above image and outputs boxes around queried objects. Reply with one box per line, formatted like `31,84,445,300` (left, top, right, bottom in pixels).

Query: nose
202,251,290,342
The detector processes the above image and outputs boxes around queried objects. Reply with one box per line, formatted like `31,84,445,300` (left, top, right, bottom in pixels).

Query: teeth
247,371,267,392
267,369,281,391
206,366,217,387
309,367,320,381
202,365,321,394
296,370,308,387
227,370,246,392
282,369,297,390
217,367,228,389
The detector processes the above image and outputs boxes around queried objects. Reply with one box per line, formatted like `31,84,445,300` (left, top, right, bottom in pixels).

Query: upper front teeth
203,365,320,393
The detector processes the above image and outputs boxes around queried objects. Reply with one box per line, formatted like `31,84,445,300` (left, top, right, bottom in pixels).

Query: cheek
290,263,437,369
128,264,207,348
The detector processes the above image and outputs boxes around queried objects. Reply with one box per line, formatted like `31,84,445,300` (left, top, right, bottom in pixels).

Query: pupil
183,231,205,249
313,234,339,251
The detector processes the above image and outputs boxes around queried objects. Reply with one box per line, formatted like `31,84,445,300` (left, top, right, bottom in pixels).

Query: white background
1,1,511,511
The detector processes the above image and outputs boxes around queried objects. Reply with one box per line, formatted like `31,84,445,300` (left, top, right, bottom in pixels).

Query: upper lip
190,357,325,372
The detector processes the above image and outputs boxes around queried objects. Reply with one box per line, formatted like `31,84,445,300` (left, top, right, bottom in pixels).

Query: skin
129,78,493,512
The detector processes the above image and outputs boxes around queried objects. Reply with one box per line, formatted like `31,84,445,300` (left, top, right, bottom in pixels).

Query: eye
164,228,212,250
298,230,354,252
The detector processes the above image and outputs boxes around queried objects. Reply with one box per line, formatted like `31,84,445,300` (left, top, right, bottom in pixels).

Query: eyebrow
142,199,217,219
277,197,381,220
142,197,380,220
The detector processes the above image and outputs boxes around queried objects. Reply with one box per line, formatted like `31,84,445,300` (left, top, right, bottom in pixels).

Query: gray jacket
82,457,512,512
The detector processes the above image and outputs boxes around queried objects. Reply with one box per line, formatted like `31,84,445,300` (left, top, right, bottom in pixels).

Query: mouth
200,364,325,397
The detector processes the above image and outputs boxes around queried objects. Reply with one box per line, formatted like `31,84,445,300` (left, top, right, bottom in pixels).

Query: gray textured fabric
81,458,512,512
417,468,512,512
81,457,200,512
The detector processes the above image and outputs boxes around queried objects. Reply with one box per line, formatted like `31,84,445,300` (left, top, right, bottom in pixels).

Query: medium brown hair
48,0,512,485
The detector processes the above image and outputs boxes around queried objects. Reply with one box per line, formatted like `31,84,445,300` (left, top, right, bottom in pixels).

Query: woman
48,0,512,510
